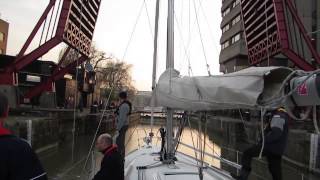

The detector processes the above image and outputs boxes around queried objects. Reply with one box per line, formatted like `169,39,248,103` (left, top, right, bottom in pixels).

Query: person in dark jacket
115,91,131,159
232,107,289,180
93,133,124,180
0,92,47,180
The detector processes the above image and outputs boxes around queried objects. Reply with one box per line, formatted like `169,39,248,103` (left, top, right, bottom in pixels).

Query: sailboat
123,0,320,179
124,0,238,179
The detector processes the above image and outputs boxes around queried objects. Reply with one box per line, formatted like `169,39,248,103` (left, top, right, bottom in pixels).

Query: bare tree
58,47,80,67
97,60,133,88
58,45,136,101
58,44,113,68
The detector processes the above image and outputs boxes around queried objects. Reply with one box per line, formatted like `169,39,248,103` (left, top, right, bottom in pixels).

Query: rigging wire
259,108,266,159
143,0,155,40
176,0,203,76
122,0,145,60
71,53,80,163
192,0,211,76
238,108,250,138
199,112,207,180
187,0,191,76
187,114,200,165
125,121,140,147
71,0,87,164
174,13,193,76
173,112,187,154
197,0,220,55
82,86,115,173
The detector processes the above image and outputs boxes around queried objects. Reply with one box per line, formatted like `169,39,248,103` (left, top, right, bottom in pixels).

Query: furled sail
153,66,293,110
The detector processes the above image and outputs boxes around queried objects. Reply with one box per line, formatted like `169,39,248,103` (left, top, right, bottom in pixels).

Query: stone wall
4,111,141,153
201,113,320,180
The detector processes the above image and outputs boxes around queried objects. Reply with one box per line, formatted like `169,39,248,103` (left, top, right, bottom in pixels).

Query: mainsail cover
153,66,292,110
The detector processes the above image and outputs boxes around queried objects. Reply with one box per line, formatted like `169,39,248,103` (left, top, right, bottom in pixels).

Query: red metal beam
16,0,56,59
283,49,315,71
0,72,16,85
24,55,87,99
241,0,319,70
56,0,72,37
273,0,289,49
285,0,320,65
6,37,61,73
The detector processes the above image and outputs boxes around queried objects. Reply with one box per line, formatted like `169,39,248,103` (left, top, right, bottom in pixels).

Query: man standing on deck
115,91,131,159
0,92,47,180
232,107,289,180
93,133,124,180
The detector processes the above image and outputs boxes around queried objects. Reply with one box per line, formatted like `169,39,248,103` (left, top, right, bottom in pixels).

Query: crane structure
0,0,101,106
240,0,320,71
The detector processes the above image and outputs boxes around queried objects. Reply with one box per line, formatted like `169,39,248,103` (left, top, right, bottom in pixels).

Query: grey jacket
116,102,130,131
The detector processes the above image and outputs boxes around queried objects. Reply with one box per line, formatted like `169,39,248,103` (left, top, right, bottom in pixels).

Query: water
39,135,94,180
38,117,320,180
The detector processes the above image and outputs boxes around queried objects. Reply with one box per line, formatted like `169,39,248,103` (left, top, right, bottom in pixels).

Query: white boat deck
125,146,234,180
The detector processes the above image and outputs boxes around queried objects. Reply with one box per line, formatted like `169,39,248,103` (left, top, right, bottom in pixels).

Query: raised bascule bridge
241,0,320,70
0,0,101,108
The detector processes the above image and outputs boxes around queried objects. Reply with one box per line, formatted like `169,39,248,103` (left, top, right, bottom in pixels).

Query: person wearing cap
232,107,289,180
114,91,132,159
0,92,47,180
93,133,123,180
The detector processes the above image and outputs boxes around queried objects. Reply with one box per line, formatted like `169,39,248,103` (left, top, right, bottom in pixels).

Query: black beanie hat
119,91,127,99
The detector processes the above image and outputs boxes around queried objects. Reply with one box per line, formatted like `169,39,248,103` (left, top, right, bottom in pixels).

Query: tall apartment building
0,18,9,55
219,0,320,73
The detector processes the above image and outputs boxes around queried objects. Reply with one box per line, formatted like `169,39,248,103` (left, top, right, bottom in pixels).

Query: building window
222,41,230,49
233,0,241,8
0,32,4,42
232,14,241,25
222,24,230,33
231,33,241,44
222,8,230,17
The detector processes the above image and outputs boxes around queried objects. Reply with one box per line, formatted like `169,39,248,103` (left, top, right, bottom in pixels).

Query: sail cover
153,67,292,110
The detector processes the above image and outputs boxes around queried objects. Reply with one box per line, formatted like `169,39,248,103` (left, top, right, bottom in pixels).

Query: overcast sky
0,0,222,91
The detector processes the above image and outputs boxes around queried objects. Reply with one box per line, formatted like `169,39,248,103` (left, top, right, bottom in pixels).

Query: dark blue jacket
263,110,289,155
0,126,47,180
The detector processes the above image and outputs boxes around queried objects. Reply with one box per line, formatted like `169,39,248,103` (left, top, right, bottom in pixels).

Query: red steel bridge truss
240,0,320,71
0,0,101,102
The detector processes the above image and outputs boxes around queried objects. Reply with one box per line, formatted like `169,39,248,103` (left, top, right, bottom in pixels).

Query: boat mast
166,0,175,160
150,0,160,134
